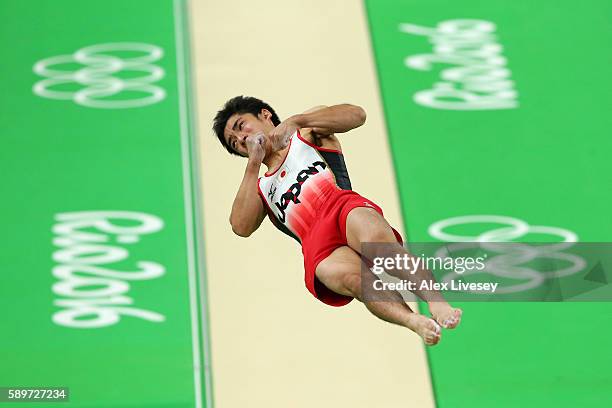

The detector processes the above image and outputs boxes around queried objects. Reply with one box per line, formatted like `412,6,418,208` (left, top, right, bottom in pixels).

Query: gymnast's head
213,95,281,157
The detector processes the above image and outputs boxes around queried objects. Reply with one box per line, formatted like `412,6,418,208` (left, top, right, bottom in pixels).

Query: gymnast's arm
229,138,267,237
290,104,366,136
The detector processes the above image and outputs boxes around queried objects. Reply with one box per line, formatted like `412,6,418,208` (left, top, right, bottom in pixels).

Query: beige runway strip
191,1,434,406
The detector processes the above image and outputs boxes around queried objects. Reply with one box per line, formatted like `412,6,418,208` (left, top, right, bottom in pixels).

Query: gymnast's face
224,109,275,157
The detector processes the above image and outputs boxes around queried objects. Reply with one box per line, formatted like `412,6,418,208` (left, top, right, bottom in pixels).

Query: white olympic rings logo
428,215,586,294
33,43,166,109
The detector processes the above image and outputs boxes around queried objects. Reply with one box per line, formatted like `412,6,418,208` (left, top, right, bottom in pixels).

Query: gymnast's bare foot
405,313,441,346
429,302,462,329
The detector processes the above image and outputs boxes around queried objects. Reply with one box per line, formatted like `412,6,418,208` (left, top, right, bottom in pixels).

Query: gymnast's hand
246,131,266,164
269,118,299,151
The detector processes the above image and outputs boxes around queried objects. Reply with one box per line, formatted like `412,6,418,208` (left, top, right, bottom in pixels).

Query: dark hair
212,95,281,156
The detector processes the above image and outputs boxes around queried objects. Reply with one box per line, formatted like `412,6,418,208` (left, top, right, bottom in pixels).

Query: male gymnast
213,96,462,345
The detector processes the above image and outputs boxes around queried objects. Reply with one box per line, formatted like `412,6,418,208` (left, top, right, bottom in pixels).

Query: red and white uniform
257,130,402,306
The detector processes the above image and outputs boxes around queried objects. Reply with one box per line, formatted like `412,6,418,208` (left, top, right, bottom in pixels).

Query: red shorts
301,189,403,307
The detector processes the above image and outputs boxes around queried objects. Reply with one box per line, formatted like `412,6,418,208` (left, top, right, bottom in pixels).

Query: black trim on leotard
319,151,352,190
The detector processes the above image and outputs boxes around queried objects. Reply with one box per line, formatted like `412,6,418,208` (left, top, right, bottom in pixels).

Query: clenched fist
269,119,299,151
246,131,266,164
